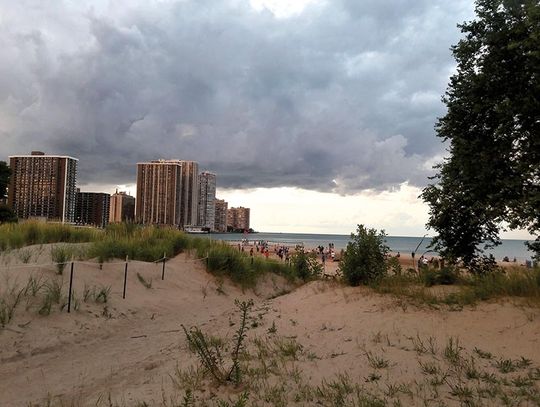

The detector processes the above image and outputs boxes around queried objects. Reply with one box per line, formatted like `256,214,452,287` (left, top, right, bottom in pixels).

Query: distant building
214,199,228,233
109,191,135,223
136,160,183,226
8,151,78,223
227,206,250,231
197,172,216,230
75,190,110,228
180,161,199,228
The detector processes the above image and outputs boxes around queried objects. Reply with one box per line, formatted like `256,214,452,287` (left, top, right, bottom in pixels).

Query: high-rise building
214,199,228,233
8,151,78,223
227,206,250,231
135,160,183,226
75,190,110,228
197,172,216,230
180,161,199,227
109,190,135,223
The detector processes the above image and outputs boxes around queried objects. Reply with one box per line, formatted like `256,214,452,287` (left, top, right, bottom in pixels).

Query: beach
1,243,539,406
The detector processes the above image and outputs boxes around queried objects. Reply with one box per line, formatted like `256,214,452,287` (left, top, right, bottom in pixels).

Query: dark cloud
0,0,473,193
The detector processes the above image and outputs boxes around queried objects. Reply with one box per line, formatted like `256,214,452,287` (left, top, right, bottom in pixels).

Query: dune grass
373,266,540,307
0,221,100,250
194,241,294,287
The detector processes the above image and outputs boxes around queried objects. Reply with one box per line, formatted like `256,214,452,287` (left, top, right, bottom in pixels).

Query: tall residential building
135,160,183,226
109,191,135,223
180,161,199,227
214,199,228,232
197,172,216,230
227,206,250,231
75,190,110,228
8,151,78,223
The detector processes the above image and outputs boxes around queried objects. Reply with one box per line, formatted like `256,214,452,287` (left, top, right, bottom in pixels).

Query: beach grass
373,266,540,307
0,221,100,250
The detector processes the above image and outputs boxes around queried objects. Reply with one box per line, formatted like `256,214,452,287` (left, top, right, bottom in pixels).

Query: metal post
123,255,128,299
161,252,166,280
67,262,74,313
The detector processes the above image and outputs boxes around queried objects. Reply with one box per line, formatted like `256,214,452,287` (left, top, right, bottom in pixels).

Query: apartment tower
75,190,110,228
214,199,228,233
227,206,250,231
136,160,183,226
197,172,216,230
8,151,78,223
109,191,135,223
180,161,199,227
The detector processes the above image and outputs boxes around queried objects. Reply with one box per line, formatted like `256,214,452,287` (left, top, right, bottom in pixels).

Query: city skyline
0,0,533,239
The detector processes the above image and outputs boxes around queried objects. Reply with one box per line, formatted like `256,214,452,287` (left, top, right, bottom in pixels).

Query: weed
50,245,73,275
18,248,32,263
365,351,390,369
94,286,111,303
136,273,152,289
275,337,303,360
495,359,517,374
443,337,463,365
38,278,63,316
473,347,493,359
418,360,441,376
182,299,253,386
267,320,277,334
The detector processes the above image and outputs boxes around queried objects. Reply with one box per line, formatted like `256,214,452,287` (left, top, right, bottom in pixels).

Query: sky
0,0,531,238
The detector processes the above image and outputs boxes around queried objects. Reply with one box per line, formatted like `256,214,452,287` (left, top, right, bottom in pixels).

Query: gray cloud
0,0,473,192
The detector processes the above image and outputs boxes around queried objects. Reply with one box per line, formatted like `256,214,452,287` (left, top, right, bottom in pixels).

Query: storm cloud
0,0,473,193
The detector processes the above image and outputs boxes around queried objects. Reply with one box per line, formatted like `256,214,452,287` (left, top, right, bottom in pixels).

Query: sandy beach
0,244,539,406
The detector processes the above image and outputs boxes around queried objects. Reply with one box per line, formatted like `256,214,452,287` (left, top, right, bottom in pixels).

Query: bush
340,225,389,286
290,248,322,281
420,266,459,287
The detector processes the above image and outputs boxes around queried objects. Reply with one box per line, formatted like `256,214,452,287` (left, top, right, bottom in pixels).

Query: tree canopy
422,0,540,269
0,161,9,199
0,161,16,224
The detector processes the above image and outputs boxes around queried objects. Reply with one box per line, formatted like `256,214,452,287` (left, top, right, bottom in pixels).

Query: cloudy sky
0,0,529,237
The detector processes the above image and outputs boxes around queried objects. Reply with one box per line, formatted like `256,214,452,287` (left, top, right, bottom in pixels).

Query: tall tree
0,161,9,199
0,161,16,223
422,0,540,270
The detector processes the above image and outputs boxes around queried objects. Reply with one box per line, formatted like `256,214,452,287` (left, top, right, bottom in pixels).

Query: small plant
18,248,32,264
473,347,493,359
136,273,152,289
0,285,25,327
182,299,253,386
495,359,517,374
51,245,72,275
39,278,63,316
365,351,390,369
443,337,463,365
94,286,111,303
267,320,277,334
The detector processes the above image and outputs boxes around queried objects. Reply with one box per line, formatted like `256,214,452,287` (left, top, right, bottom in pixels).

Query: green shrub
339,225,389,286
420,266,459,287
290,248,322,281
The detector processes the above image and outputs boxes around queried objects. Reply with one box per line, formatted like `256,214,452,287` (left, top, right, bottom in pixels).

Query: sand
0,244,539,406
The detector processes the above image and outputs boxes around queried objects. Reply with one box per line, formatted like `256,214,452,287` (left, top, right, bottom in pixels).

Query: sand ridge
0,244,539,406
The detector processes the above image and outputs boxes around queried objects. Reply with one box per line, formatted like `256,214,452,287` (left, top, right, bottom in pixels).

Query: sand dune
0,245,539,406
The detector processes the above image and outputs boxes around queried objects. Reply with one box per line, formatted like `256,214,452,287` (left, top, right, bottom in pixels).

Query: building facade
8,151,78,223
75,190,110,228
214,199,228,233
227,206,250,231
180,161,199,228
109,191,135,223
136,160,183,226
197,172,216,230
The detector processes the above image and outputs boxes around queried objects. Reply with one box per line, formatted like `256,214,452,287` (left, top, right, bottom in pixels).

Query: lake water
202,232,535,263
